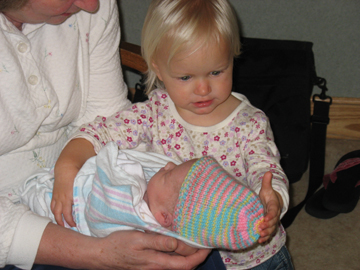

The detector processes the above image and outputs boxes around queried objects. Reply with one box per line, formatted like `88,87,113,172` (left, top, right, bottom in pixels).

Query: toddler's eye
211,71,221,76
180,75,191,81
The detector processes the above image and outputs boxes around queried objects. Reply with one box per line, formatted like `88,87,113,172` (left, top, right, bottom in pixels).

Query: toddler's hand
258,171,283,244
51,138,96,227
51,175,76,227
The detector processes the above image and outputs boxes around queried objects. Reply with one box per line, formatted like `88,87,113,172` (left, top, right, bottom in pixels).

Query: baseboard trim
312,96,360,140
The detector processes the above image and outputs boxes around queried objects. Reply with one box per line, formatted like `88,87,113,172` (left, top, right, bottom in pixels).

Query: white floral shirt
73,89,289,269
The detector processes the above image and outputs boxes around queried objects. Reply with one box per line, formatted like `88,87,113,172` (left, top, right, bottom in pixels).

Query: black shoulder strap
282,78,332,228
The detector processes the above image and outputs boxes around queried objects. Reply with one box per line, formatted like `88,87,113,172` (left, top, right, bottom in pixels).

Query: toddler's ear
154,211,173,229
151,60,163,81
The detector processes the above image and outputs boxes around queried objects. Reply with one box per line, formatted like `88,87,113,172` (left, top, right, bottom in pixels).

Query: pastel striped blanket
19,142,209,248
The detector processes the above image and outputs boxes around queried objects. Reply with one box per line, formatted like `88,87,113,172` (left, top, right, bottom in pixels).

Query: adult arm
1,196,209,269
35,223,210,270
70,0,131,129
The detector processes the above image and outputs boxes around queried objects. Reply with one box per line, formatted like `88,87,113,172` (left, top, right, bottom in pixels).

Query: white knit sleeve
71,0,131,129
0,197,50,269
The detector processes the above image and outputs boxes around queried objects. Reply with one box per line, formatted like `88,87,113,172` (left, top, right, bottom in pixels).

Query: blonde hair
141,0,241,94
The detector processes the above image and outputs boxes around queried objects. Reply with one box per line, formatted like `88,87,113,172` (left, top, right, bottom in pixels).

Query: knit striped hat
172,156,264,250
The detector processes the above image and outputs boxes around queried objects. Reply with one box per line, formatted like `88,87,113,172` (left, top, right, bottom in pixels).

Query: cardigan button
17,42,28,53
28,75,39,85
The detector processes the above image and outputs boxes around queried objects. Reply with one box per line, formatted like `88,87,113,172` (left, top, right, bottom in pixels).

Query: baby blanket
19,142,209,248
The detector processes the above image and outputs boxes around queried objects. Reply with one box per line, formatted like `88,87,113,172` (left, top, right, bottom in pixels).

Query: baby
144,154,264,250
20,142,264,250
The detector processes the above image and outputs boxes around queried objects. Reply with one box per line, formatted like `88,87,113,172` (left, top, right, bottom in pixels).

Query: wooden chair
119,41,148,102
120,41,147,73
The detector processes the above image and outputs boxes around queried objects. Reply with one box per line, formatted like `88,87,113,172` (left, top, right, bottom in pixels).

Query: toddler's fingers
258,235,271,244
261,224,276,236
258,224,277,243
52,205,65,227
262,171,273,187
261,215,279,233
63,206,76,227
50,200,59,224
264,198,281,221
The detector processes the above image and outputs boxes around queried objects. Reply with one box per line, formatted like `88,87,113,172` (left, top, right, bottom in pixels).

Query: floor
285,139,360,270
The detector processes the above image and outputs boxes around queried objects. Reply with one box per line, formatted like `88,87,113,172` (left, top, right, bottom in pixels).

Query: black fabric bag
233,37,318,184
232,37,331,227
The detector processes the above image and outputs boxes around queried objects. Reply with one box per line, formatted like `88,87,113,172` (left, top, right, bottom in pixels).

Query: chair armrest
120,41,148,74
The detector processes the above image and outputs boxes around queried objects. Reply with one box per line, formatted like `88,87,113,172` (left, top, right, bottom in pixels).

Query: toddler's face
152,38,234,125
144,159,197,225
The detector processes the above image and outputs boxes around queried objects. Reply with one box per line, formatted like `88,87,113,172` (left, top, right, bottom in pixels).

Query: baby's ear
154,211,173,229
164,162,176,170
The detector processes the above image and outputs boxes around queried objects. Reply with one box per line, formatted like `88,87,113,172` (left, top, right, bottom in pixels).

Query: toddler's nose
195,79,211,96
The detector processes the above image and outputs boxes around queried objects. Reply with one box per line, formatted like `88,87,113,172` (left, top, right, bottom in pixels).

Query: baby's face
145,159,197,221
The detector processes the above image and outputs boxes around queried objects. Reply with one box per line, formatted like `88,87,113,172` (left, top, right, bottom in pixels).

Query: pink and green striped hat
172,156,264,250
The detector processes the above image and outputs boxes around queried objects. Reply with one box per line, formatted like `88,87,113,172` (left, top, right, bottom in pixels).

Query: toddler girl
54,0,293,269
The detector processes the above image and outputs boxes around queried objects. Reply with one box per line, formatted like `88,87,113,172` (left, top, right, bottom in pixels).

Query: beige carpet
285,139,360,270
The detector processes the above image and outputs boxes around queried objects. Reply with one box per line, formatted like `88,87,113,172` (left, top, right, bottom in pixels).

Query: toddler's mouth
194,100,213,108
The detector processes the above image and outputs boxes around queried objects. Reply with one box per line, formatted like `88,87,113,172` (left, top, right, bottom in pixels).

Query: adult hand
143,230,201,256
36,223,210,270
97,230,211,270
172,239,201,256
258,171,283,244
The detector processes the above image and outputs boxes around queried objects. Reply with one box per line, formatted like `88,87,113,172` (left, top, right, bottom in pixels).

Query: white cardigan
0,0,130,268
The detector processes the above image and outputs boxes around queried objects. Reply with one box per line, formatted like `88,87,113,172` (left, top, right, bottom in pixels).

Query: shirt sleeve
72,101,155,154
70,0,131,130
0,197,50,269
241,111,290,218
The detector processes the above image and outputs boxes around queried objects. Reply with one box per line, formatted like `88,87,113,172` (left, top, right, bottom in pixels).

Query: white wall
118,0,360,98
